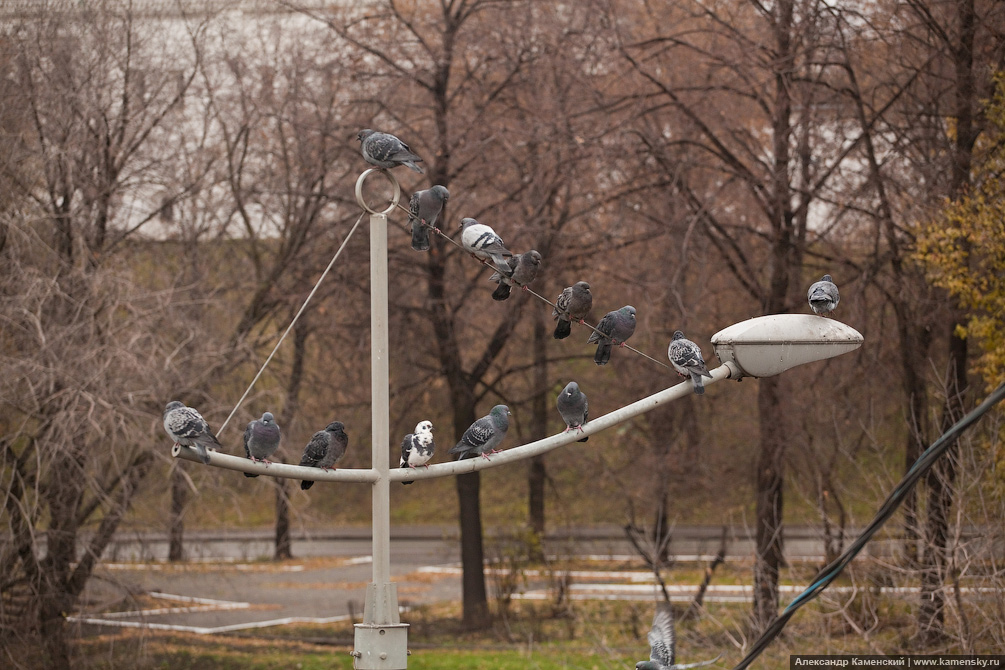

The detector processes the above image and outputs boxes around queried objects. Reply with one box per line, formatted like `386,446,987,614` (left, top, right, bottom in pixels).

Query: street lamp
172,171,864,669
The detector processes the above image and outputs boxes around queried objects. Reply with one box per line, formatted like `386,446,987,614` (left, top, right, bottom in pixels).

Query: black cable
731,381,1005,670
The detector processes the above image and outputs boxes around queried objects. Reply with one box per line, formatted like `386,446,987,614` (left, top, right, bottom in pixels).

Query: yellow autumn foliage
916,72,1005,391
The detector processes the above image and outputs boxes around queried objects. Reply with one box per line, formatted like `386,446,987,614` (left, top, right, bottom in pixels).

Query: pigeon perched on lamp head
587,305,637,365
299,421,349,490
668,331,713,395
408,185,449,251
556,381,589,442
356,129,424,173
553,281,593,339
460,217,514,275
489,250,543,301
400,420,435,485
807,274,840,316
448,405,511,461
163,401,222,465
635,602,721,670
243,411,281,478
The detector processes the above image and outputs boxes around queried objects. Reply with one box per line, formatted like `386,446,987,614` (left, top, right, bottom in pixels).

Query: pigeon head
622,305,637,320
415,420,433,434
325,421,345,433
431,185,449,201
261,412,275,424
564,381,580,396
164,400,184,414
460,217,478,229
525,250,542,265
490,405,511,421
672,330,685,341
576,281,590,291
821,274,833,282
356,129,374,142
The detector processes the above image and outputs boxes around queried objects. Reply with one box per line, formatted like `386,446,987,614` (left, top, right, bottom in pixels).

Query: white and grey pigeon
356,129,424,173
668,330,713,395
588,305,637,366
635,602,721,670
557,381,589,443
163,400,222,465
460,217,514,275
299,421,349,491
408,185,449,251
489,250,543,301
400,420,435,485
807,273,840,316
243,411,281,478
553,281,593,339
448,404,511,461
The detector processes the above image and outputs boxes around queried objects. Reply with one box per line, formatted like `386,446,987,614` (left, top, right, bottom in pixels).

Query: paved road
73,525,910,636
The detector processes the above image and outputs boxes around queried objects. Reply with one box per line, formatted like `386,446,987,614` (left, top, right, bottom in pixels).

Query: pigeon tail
403,161,424,174
301,480,315,491
577,435,589,443
244,472,259,478
554,319,571,339
492,283,512,301
691,372,706,395
402,480,414,486
594,341,612,365
411,222,431,251
193,443,211,465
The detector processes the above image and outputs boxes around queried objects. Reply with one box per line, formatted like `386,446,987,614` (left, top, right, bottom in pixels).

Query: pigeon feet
479,453,493,460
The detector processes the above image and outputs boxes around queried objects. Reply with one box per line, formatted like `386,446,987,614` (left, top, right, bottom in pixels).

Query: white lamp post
172,171,864,669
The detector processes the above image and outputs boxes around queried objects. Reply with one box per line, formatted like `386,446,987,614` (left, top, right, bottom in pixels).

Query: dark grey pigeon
448,405,511,461
587,305,637,365
635,603,721,670
243,411,281,478
299,421,349,490
668,331,713,395
460,217,513,275
556,381,589,443
807,274,840,316
163,400,222,465
489,250,542,301
553,281,593,339
356,129,424,173
400,420,435,485
408,185,449,251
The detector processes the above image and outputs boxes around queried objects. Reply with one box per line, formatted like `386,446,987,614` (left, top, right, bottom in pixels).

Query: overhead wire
730,381,1005,670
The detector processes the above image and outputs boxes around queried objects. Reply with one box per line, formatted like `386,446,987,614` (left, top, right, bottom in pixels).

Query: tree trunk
276,316,309,561
274,474,293,561
168,464,186,562
527,309,549,559
456,471,491,629
753,375,786,631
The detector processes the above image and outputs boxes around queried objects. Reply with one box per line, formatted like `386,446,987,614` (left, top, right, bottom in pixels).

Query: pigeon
356,129,424,173
587,305,637,365
299,421,349,490
243,411,282,478
448,405,511,461
489,250,543,301
635,602,721,670
668,330,713,395
807,274,840,316
556,381,589,442
399,420,435,485
407,185,449,251
460,217,514,275
552,281,593,339
163,401,222,465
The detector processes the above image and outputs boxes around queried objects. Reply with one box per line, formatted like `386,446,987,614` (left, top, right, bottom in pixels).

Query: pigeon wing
448,416,494,456
587,311,615,344
648,604,676,668
299,431,330,468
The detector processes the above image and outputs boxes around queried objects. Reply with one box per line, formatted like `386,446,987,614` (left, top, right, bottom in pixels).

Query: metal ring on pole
355,168,401,215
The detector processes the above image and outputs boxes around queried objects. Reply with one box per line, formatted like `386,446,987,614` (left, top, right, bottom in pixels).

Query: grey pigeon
356,129,424,173
807,274,840,316
460,217,513,275
448,405,511,461
635,603,721,670
400,420,435,485
668,331,712,395
587,305,637,365
408,185,449,251
299,421,349,490
163,400,222,465
556,381,589,443
489,250,543,301
553,281,593,339
243,411,282,478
